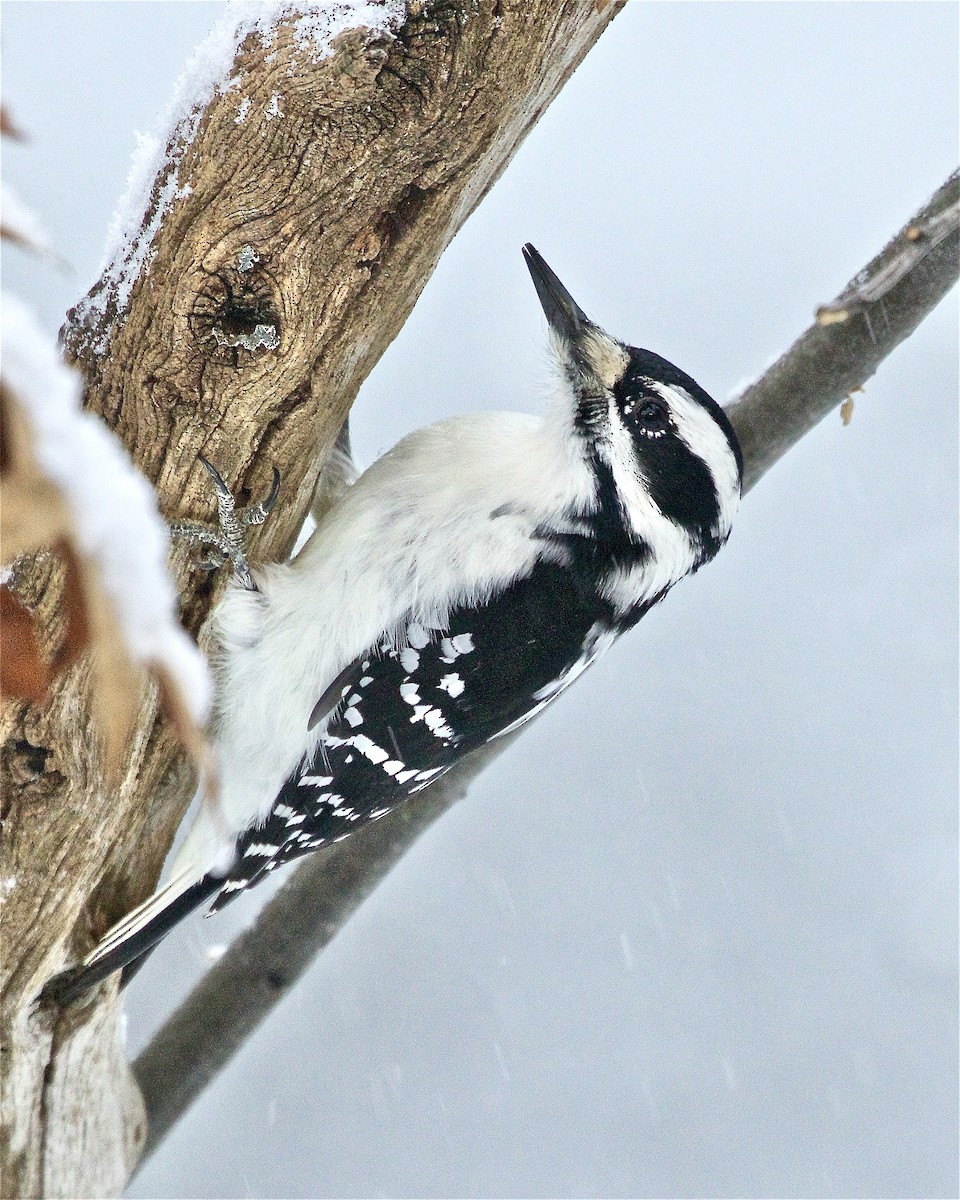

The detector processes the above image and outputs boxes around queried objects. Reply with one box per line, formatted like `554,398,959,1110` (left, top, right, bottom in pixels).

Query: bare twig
132,169,960,1163
815,187,959,324
732,169,958,493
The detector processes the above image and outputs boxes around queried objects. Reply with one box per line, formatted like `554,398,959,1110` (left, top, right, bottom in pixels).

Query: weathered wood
0,3,623,1195
728,169,959,492
2,1001,146,1199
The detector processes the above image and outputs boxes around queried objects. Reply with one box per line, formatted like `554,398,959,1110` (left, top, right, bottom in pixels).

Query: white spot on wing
410,702,453,739
438,632,474,665
423,708,453,738
438,673,464,698
352,734,389,764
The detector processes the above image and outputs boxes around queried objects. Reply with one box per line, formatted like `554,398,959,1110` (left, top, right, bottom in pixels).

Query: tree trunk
0,3,623,1195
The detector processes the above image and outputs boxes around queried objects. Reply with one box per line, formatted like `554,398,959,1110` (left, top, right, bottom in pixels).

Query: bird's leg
170,456,280,592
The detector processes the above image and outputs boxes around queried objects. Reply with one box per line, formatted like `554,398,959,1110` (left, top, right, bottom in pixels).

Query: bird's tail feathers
41,866,222,1006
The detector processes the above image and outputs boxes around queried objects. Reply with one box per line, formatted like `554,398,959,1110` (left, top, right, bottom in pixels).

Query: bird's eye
635,398,668,424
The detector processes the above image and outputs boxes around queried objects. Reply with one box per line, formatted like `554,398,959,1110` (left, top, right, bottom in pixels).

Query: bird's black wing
211,558,618,906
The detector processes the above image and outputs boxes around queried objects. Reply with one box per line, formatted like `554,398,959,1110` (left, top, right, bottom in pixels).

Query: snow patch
0,294,212,725
237,244,259,272
291,2,402,62
212,320,279,352
81,0,404,335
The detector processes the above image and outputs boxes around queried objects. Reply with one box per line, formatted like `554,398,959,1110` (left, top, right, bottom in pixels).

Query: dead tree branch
730,169,959,493
131,169,960,1162
133,737,502,1162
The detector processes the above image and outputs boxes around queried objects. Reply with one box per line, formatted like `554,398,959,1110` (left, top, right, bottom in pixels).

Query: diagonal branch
133,169,960,1164
133,736,503,1162
729,169,959,494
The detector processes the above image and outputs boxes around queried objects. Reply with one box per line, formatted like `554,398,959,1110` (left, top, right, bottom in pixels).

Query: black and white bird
47,244,742,1003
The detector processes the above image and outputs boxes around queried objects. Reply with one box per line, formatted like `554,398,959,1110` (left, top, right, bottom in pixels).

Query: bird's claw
243,467,281,527
198,454,230,495
172,458,281,592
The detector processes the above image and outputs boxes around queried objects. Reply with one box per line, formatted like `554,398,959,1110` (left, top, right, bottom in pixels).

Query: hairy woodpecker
46,244,742,1003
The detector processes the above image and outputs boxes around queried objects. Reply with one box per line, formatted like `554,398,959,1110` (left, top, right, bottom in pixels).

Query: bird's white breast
206,412,598,849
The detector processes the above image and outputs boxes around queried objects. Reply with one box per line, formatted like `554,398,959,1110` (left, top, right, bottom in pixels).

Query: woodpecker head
522,243,742,563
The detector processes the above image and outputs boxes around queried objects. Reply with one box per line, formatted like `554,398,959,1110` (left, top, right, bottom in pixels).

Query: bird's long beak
522,244,590,341
522,244,626,403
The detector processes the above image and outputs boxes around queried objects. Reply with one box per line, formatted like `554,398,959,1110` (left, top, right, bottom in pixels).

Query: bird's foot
170,456,280,592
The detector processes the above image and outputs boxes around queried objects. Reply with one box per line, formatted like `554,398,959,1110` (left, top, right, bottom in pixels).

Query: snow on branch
1,137,212,772
76,0,404,344
1,295,213,770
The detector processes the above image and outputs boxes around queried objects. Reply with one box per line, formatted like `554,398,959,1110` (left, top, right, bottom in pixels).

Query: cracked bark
0,3,624,1195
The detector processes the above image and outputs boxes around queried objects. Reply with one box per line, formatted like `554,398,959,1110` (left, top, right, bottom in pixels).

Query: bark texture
728,170,959,491
0,3,623,1195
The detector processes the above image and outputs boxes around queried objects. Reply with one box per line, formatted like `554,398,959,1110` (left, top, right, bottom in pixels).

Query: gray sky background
2,3,958,1197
